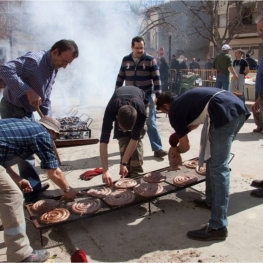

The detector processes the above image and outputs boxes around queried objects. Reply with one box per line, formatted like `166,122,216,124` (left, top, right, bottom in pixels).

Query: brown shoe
251,179,263,188
250,188,263,198
253,127,263,133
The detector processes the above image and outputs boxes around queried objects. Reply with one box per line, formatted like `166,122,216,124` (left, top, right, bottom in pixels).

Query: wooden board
54,137,99,147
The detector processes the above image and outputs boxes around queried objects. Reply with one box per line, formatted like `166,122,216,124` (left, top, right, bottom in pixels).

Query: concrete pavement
1,101,263,262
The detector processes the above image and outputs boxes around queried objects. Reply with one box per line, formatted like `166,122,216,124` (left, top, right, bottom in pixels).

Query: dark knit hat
39,116,61,134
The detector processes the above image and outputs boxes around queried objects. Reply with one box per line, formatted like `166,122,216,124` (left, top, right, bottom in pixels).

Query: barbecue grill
25,154,235,246
54,113,99,147
25,162,205,246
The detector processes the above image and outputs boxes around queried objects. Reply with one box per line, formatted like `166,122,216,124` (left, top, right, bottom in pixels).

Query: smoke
24,1,140,111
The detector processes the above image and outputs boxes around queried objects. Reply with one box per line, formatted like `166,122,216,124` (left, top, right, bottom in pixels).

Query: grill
25,161,207,246
54,113,99,147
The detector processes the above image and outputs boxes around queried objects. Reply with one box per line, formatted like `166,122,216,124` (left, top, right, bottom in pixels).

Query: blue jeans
215,73,230,91
0,98,42,200
205,114,246,229
146,95,162,151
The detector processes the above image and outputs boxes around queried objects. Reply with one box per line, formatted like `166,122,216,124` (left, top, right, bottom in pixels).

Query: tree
180,0,260,53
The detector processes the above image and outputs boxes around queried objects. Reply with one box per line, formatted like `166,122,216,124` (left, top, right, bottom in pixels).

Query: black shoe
41,183,50,192
20,249,50,262
187,225,228,241
0,225,3,231
154,149,168,158
250,188,263,198
193,198,211,210
251,180,263,188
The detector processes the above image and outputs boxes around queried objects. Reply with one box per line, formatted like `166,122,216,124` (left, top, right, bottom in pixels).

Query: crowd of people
0,18,263,262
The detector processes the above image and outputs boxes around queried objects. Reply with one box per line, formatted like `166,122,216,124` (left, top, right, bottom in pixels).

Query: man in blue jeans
210,44,238,91
0,39,79,202
156,88,250,241
115,36,167,158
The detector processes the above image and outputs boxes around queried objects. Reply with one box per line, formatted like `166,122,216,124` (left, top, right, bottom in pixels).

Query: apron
230,63,245,93
189,90,226,165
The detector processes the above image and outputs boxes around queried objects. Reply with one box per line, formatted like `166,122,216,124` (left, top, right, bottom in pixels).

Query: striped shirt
0,50,58,115
115,53,161,97
0,118,59,169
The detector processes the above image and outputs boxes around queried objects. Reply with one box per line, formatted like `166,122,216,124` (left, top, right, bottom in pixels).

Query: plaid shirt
0,118,59,169
0,50,58,115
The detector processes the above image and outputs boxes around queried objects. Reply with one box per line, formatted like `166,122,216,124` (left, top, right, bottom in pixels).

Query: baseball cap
222,44,232,50
39,116,61,134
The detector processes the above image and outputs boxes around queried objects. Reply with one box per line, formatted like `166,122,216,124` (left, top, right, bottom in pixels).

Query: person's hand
233,74,238,80
62,188,76,201
102,170,113,186
252,99,260,113
17,179,33,193
119,165,129,178
168,146,182,170
26,88,42,107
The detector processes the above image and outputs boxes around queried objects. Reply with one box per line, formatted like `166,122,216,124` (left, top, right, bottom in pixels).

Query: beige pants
0,166,32,262
118,137,143,172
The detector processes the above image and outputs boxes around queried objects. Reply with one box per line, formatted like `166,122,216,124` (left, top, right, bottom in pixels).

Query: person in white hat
0,116,76,262
210,44,238,91
0,117,76,203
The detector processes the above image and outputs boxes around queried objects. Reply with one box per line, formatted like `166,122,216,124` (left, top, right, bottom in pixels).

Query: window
219,14,227,27
242,6,253,25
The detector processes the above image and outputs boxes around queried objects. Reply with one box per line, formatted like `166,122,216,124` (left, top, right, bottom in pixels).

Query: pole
169,35,171,63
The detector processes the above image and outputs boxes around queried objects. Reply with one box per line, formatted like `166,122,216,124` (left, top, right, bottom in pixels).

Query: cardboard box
244,84,256,101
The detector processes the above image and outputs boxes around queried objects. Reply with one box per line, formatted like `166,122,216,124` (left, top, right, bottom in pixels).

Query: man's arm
100,142,113,185
115,58,126,89
228,66,238,80
150,58,162,98
46,167,76,199
0,57,37,99
244,66,249,76
5,166,33,193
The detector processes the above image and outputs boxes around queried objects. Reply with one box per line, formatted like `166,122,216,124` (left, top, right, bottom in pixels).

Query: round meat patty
183,159,199,169
143,171,166,183
86,186,112,198
134,182,163,197
114,178,137,189
195,164,206,175
39,208,70,224
173,174,198,187
31,199,59,214
71,198,101,215
104,189,135,206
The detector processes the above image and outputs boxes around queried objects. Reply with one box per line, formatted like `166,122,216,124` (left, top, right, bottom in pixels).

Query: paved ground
1,101,263,262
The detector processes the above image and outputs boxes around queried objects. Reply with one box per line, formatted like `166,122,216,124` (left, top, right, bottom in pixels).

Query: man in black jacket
246,54,257,70
100,86,148,185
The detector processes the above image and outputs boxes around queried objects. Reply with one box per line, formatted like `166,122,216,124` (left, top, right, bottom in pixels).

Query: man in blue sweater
115,36,167,158
156,89,250,241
